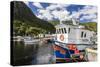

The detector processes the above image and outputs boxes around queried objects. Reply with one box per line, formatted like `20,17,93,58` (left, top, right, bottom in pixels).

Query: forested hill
49,21,60,26
49,21,97,32
12,1,55,35
80,22,97,32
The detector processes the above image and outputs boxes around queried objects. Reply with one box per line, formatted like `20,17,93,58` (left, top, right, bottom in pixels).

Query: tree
11,1,55,35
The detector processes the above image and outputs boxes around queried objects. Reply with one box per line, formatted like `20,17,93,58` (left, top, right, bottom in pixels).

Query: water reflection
13,41,37,65
13,40,55,66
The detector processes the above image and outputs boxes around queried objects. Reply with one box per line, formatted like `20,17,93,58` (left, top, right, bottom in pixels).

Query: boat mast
60,20,63,24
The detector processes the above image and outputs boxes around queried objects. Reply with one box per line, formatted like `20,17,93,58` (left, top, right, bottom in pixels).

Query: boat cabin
54,20,95,45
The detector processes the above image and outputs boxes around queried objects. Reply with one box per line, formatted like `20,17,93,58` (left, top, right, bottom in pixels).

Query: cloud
70,11,80,19
52,10,70,21
46,4,70,11
71,5,97,22
37,9,53,20
80,6,97,15
36,4,70,21
32,2,43,9
80,14,97,22
35,3,97,22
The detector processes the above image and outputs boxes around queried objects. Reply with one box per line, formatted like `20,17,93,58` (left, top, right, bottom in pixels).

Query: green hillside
80,22,97,32
49,21,60,26
12,1,55,36
49,21,97,32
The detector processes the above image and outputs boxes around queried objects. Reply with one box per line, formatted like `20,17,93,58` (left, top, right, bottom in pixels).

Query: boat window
59,29,61,34
62,28,64,34
81,31,84,38
64,28,67,33
68,28,70,33
84,33,86,37
60,29,62,34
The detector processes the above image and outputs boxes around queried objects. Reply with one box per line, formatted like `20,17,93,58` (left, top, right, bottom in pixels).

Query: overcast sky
24,2,97,23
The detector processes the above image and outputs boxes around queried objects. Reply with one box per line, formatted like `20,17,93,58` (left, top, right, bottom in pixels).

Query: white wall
68,28,94,44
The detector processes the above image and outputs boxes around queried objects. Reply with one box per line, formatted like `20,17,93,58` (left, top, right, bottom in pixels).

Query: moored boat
52,19,97,63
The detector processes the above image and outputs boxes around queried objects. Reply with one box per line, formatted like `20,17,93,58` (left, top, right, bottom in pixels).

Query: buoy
60,34,64,41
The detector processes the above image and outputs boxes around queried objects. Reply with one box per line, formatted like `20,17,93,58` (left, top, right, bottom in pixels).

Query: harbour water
12,39,55,65
12,38,97,66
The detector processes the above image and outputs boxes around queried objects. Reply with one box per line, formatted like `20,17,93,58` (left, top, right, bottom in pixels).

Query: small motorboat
23,36,39,45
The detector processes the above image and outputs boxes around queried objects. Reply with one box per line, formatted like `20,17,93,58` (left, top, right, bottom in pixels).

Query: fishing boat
52,19,97,63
